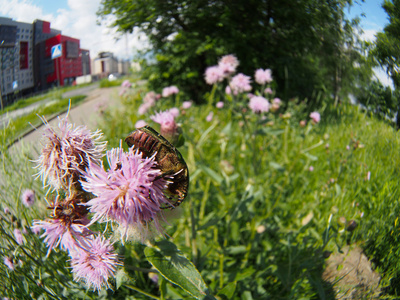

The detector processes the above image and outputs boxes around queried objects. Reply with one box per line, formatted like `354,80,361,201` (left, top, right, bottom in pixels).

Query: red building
45,34,89,86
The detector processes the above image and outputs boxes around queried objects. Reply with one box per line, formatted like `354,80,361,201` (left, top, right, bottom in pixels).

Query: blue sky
347,0,389,31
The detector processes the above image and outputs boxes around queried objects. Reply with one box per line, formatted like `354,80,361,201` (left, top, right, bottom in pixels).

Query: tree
373,0,400,89
98,0,373,103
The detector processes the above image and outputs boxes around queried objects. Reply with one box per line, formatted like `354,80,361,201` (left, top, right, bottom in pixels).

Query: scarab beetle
125,126,189,208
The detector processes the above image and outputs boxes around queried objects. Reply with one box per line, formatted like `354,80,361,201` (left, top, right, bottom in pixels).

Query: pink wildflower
138,103,152,115
80,148,172,242
204,66,224,85
71,236,120,291
21,189,35,207
216,101,224,109
121,80,132,88
143,91,157,105
168,107,180,117
4,257,14,271
119,89,126,97
264,87,273,95
309,166,314,172
35,116,106,190
219,55,239,70
249,96,270,113
182,101,192,109
225,86,232,95
162,86,179,97
270,98,281,112
230,73,252,93
135,120,147,129
13,229,23,245
310,112,321,123
151,110,178,140
206,111,214,122
255,68,273,85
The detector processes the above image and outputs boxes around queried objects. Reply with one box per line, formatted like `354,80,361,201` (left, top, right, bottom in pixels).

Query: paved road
13,85,122,150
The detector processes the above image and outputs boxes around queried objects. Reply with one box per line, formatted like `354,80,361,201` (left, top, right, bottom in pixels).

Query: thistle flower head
255,68,273,85
204,65,224,85
3,257,14,271
71,236,120,291
219,54,239,70
13,228,23,245
182,101,192,109
35,116,107,190
310,111,321,123
249,96,270,114
162,86,179,97
121,80,132,88
230,73,252,93
80,147,172,242
150,110,178,140
135,120,147,129
21,189,35,207
32,196,93,256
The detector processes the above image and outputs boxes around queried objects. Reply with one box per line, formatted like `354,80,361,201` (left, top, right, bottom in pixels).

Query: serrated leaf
115,268,129,289
145,241,214,299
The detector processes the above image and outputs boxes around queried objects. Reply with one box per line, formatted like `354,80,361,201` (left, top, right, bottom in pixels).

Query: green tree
373,0,400,89
98,0,373,104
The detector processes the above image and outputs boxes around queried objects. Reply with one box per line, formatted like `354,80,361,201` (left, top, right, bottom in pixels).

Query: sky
0,0,393,86
0,0,148,60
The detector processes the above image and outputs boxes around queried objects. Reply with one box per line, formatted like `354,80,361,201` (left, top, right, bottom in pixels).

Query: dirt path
12,86,121,150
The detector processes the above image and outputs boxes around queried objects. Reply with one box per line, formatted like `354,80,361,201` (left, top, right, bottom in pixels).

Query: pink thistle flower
31,226,41,235
273,98,281,105
216,101,224,109
80,148,172,242
255,68,273,85
230,73,252,93
32,217,92,256
162,86,179,97
218,54,239,71
138,102,152,115
264,87,273,95
310,111,321,123
121,80,132,88
204,66,224,85
182,101,192,109
71,236,120,291
270,98,281,112
225,85,232,95
4,257,14,271
168,107,180,117
119,89,126,97
35,116,107,190
13,229,23,245
135,120,147,129
151,110,178,140
249,96,270,113
309,166,314,172
143,91,157,105
21,189,35,207
206,111,214,122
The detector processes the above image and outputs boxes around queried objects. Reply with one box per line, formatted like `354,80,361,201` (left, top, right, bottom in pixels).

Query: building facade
0,17,35,105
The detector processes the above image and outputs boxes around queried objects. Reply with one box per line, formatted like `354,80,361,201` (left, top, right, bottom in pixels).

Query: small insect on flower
125,126,189,208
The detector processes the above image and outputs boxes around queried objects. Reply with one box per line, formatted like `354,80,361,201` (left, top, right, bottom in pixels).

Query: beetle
125,126,189,208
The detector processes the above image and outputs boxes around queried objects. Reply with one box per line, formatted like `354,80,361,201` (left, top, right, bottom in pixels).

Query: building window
20,41,28,70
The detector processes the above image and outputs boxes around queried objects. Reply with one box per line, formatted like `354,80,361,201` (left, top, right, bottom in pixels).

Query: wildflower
218,54,238,76
71,236,120,291
206,111,214,122
32,196,93,256
256,225,266,234
248,96,270,113
367,171,371,181
143,91,157,105
247,93,255,98
162,86,179,97
3,257,14,271
121,80,132,88
21,189,35,207
135,120,147,129
299,120,307,127
230,73,252,93
119,89,126,97
346,145,350,150
204,66,224,85
225,85,232,95
216,101,224,109
151,110,178,140
270,98,281,112
310,111,321,123
255,68,273,85
309,166,314,172
13,229,23,245
138,102,152,115
35,116,106,190
182,101,192,109
168,107,180,117
80,147,172,242
264,87,273,95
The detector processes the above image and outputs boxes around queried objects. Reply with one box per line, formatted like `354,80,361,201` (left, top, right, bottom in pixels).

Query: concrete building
0,17,35,106
91,51,119,78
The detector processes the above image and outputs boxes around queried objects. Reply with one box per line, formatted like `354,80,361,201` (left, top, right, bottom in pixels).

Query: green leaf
115,268,129,290
199,165,223,185
217,282,236,299
269,162,285,171
145,241,214,299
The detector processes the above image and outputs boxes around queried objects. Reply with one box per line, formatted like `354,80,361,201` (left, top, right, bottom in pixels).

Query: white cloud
0,0,148,59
